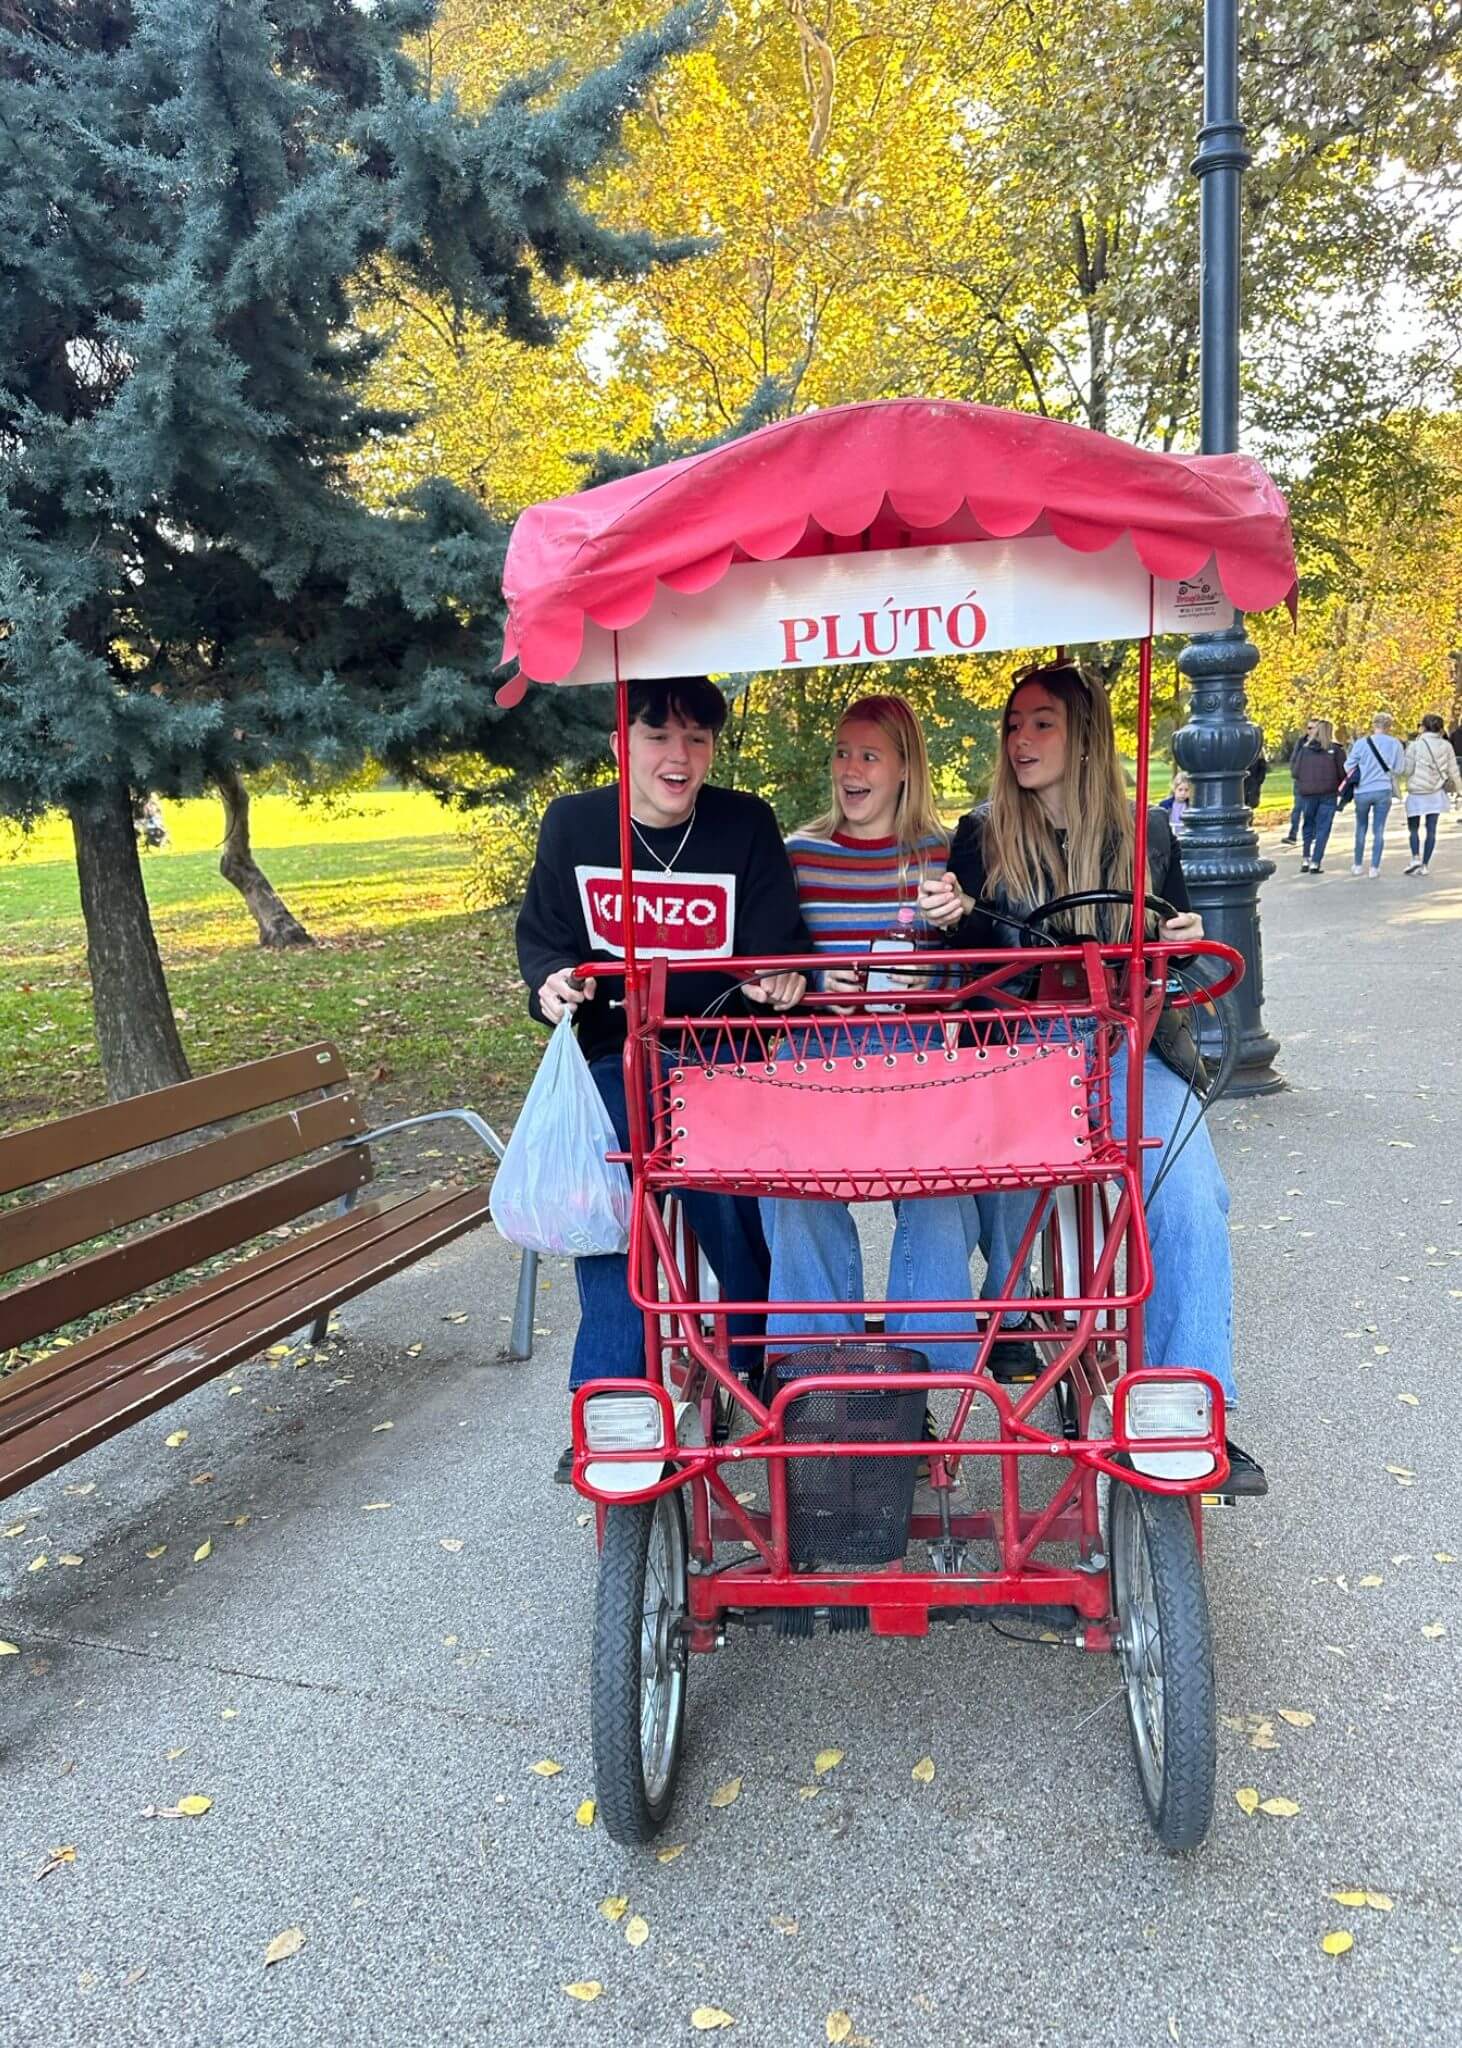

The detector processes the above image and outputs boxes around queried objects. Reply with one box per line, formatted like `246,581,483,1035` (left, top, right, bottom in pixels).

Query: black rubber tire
1111,1483,1216,1852
591,1492,689,1845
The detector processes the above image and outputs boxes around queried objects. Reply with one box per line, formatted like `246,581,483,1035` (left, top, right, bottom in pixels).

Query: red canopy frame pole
613,632,658,1376
1128,624,1154,1186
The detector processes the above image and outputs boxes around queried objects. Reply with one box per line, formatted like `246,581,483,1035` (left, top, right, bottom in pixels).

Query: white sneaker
1405,859,1422,874
1421,863,1430,874
1369,865,1381,877
1351,863,1364,875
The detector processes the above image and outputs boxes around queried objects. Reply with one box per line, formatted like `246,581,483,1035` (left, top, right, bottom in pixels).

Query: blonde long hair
804,695,947,876
983,661,1155,941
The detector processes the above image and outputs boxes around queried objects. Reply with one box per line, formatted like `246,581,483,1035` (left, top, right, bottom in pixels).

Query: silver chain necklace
631,807,697,873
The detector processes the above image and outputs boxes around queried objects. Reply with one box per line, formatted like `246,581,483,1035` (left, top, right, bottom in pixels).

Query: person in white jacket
1403,713,1462,873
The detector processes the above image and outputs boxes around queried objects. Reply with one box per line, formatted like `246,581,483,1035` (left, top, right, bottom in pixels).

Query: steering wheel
1020,887,1181,935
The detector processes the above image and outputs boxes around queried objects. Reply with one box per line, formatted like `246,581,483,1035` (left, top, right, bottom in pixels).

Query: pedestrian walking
1244,746,1269,812
1280,718,1319,843
1343,711,1406,875
1403,714,1462,874
1290,718,1347,872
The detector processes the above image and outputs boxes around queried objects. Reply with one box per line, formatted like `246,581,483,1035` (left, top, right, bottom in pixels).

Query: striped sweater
785,829,951,982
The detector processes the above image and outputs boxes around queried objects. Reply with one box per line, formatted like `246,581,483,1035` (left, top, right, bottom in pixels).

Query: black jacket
943,803,1190,951
515,782,810,1063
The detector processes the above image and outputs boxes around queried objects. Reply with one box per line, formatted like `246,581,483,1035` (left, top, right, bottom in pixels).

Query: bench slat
0,1186,491,1501
0,1093,364,1278
0,1147,372,1353
0,1193,394,1428
0,1044,348,1199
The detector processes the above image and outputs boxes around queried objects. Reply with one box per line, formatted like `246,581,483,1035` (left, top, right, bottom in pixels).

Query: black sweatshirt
944,803,1191,950
515,782,812,1063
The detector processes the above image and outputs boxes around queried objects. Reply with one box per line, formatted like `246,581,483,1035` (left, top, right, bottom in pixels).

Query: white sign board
557,532,1236,683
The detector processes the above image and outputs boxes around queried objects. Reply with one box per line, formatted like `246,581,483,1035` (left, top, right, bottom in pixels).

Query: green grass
0,790,542,1136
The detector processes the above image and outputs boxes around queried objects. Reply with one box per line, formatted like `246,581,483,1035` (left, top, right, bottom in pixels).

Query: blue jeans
758,1191,1030,1373
570,1055,769,1389
1285,795,1302,838
1298,793,1337,864
979,1044,1236,1404
756,1020,1031,1370
1353,790,1392,868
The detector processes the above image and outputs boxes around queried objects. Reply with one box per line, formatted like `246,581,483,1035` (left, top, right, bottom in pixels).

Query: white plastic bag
489,1016,633,1256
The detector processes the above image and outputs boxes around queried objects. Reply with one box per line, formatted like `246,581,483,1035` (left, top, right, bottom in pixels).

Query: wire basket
775,1345,929,1568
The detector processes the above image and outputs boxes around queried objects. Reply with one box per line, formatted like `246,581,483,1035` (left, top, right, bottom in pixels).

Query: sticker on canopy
556,532,1235,684
577,867,735,959
1152,560,1236,633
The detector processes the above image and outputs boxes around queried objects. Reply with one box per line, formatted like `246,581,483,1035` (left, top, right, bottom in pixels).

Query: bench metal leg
507,1250,539,1362
304,1188,359,1346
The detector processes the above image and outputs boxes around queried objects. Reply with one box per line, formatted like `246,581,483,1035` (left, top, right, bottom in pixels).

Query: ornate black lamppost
1172,0,1282,1093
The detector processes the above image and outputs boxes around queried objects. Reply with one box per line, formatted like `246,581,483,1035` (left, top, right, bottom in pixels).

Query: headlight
1125,1379,1212,1441
583,1393,665,1453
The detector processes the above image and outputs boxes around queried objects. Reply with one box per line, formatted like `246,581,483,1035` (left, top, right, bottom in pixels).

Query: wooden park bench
0,1044,538,1504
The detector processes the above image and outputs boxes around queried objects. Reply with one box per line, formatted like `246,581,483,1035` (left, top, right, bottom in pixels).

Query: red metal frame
574,623,1242,1646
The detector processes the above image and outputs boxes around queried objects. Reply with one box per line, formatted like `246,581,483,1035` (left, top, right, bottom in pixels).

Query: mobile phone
866,935,918,995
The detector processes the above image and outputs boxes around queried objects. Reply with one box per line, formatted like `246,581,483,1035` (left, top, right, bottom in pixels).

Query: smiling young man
516,675,810,1480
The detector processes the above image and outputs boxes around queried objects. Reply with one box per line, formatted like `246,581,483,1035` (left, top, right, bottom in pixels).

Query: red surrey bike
498,399,1296,1852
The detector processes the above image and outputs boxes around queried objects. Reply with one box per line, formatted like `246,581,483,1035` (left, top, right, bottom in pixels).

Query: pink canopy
498,398,1296,696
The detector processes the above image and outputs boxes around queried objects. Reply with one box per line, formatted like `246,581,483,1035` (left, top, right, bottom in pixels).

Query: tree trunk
215,766,313,947
69,781,192,1102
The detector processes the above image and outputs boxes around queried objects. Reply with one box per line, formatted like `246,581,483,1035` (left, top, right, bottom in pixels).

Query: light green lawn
0,791,539,1134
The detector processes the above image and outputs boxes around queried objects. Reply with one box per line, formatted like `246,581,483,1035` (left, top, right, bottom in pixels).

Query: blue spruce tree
0,0,708,1097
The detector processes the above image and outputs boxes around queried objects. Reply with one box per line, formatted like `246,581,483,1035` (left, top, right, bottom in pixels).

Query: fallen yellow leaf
1278,1710,1314,1728
27,1555,47,1572
166,1746,187,1761
797,1786,820,1802
1397,1393,1420,1406
1384,1464,1414,1480
530,1759,563,1777
57,1553,83,1566
193,1539,212,1563
263,1927,305,1967
709,1776,742,1809
599,1896,629,1923
691,2009,734,2032
1357,1574,1383,1588
575,1798,596,1828
0,1641,18,1656
175,1795,212,1817
1434,1553,1456,1565
372,1421,394,1433
34,1846,77,1881
563,1982,603,2003
439,1538,464,1553
1235,1787,1259,1816
827,2013,854,2044
164,1430,189,1447
267,1344,293,1358
813,1748,844,1776
1259,1796,1300,1818
625,1914,650,1949
656,1844,687,1864
1320,1931,1353,1957
1363,1892,1394,1912
1329,1890,1368,1908
911,1756,936,1784
361,1501,393,1512
1422,1622,1447,1640
4,1521,28,1537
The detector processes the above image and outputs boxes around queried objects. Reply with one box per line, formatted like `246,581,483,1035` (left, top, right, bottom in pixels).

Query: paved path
4,819,1460,2047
